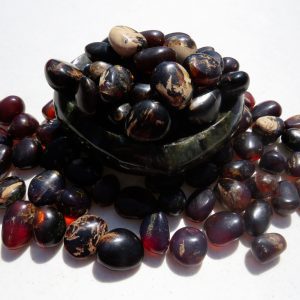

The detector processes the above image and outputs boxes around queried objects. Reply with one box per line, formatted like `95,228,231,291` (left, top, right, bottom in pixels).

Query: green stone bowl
54,88,243,176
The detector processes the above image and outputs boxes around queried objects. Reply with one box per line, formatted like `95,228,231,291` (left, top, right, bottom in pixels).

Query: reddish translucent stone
233,106,253,137
254,170,279,199
244,91,255,109
2,200,35,249
0,95,25,124
8,113,39,139
42,100,56,120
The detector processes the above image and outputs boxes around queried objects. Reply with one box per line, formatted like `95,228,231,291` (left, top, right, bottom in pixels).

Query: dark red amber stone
0,95,25,124
42,100,56,120
2,200,35,249
244,91,255,109
251,100,282,121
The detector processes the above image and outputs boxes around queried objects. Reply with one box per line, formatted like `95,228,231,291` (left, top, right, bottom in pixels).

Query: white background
1,0,300,299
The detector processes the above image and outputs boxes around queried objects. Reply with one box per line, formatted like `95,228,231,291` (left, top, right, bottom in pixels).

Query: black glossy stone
0,144,12,176
151,61,193,110
36,119,63,145
70,53,92,71
252,116,284,144
251,233,286,264
170,227,207,266
45,59,83,92
222,160,255,181
185,189,216,222
158,188,186,216
244,91,256,109
97,228,144,270
204,211,244,245
75,76,100,115
28,170,65,206
234,106,253,137
164,33,197,64
216,178,252,212
282,128,300,151
85,42,120,64
185,162,219,188
125,100,171,142
109,103,131,127
287,152,300,177
134,46,176,76
64,215,108,258
0,176,26,208
272,180,300,216
285,115,300,129
212,143,234,166
130,83,153,104
115,186,157,219
56,186,91,217
0,128,12,146
33,206,66,247
65,158,102,187
84,61,112,82
259,150,286,174
140,212,170,254
222,57,239,73
196,46,215,53
8,113,39,140
12,137,42,169
145,174,184,193
233,132,263,161
244,199,273,236
92,174,120,206
183,53,222,87
251,100,282,121
99,65,133,104
219,71,250,96
140,30,165,47
187,89,221,125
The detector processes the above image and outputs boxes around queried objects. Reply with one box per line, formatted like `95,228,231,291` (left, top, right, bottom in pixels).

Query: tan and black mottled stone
164,33,197,64
251,233,287,263
125,100,171,142
64,215,108,258
99,65,134,104
151,61,193,110
84,61,112,82
108,26,147,57
0,176,26,208
184,53,222,87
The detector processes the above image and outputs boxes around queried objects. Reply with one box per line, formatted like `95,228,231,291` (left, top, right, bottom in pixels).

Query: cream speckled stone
108,26,147,57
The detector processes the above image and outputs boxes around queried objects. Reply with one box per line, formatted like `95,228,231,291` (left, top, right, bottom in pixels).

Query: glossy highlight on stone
222,57,239,73
244,91,255,109
259,150,286,174
64,215,108,258
2,200,35,249
222,160,255,181
282,128,300,151
36,119,63,145
42,100,56,120
169,227,207,266
84,61,112,82
140,30,165,47
97,228,144,270
0,176,26,208
251,100,282,121
219,71,250,96
140,212,170,254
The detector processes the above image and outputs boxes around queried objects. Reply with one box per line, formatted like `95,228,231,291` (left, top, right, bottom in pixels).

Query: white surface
1,0,300,299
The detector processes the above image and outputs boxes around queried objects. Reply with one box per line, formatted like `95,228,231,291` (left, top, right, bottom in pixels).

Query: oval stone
282,128,300,151
251,100,282,121
222,160,255,181
285,114,300,129
140,30,165,47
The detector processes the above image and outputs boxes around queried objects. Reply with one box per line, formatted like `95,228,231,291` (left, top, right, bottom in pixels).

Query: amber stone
244,91,255,109
64,215,107,258
45,59,83,92
284,115,300,129
8,113,39,140
252,116,284,144
145,174,184,193
251,100,282,121
85,42,120,64
36,119,63,145
0,176,26,208
251,233,286,264
234,106,252,137
28,170,65,206
254,170,279,198
0,95,25,124
115,186,157,219
97,228,144,270
204,211,244,245
183,53,222,87
140,30,165,47
244,199,273,236
233,132,263,161
282,128,300,151
217,178,252,212
2,200,35,249
99,65,133,104
125,100,171,142
0,144,12,176
222,160,255,181
140,212,170,254
42,100,56,120
33,206,66,247
287,152,300,176
219,71,250,96
259,150,286,174
151,61,193,110
134,46,176,75
130,83,152,104
170,227,207,266
222,57,239,73
272,181,300,216
84,61,112,82
185,189,216,222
